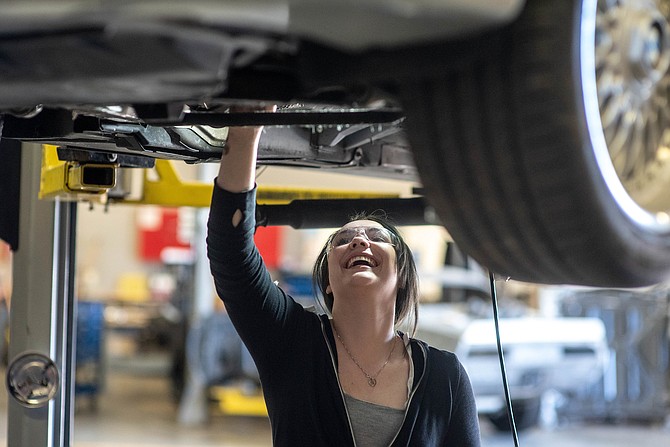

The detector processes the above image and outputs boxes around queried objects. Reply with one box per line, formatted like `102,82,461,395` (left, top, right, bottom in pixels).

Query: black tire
400,0,670,287
487,396,541,432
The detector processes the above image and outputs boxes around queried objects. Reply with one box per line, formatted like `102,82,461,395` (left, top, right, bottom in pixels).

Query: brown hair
311,212,420,335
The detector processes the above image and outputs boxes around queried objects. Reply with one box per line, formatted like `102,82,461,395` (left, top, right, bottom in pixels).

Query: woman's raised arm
216,105,275,193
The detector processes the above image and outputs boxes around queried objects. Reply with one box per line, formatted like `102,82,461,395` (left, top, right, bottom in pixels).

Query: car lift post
6,143,77,447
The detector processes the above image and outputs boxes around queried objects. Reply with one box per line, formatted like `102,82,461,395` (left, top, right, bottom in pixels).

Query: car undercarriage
2,0,670,288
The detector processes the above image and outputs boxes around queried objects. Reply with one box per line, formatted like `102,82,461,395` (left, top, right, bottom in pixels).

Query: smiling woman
207,123,481,446
312,216,418,336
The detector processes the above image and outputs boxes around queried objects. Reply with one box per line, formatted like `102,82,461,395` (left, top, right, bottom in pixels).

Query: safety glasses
329,226,396,248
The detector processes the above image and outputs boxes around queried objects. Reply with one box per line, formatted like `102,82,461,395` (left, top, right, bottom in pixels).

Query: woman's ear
326,284,332,295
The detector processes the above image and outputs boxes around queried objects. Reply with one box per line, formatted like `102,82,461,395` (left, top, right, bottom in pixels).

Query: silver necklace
333,325,399,387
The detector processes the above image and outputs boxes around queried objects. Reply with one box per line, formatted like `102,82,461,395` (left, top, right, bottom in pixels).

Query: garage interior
2,0,670,445
0,155,669,446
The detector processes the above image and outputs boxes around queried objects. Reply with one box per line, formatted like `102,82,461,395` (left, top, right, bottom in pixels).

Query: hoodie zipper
320,318,428,447
387,338,427,446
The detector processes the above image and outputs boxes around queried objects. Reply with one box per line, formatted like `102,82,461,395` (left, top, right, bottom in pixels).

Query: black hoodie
207,183,481,446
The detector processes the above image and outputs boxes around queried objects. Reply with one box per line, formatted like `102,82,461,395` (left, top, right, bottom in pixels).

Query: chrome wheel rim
592,0,670,221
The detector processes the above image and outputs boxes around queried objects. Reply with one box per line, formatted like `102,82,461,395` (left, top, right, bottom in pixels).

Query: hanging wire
488,271,520,446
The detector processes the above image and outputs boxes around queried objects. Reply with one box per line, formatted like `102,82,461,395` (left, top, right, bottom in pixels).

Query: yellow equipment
39,145,117,200
39,145,399,207
209,385,268,417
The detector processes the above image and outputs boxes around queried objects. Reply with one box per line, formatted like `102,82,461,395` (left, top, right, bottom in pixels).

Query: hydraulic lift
1,141,77,446
0,142,435,445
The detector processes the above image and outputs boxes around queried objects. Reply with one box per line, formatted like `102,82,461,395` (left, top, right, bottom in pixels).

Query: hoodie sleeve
447,358,481,446
206,181,306,365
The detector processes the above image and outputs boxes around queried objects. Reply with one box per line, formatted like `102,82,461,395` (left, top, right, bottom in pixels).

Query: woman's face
325,219,398,302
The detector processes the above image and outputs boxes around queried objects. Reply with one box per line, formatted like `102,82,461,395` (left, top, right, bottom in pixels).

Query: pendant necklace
333,325,398,387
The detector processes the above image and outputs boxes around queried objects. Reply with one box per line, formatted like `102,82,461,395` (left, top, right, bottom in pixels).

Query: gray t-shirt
344,394,405,447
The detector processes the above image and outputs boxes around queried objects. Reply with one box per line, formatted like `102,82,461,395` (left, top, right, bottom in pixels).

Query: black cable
488,271,520,446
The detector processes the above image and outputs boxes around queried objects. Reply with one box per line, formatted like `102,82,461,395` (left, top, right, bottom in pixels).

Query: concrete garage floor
0,367,669,446
0,366,273,447
72,372,272,447
483,422,670,447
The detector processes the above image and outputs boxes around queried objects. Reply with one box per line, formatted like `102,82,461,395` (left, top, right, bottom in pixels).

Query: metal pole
177,164,216,426
7,144,77,446
53,200,78,446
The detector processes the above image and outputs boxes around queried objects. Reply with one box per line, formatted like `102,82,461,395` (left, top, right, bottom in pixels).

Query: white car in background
1,0,670,290
416,304,609,430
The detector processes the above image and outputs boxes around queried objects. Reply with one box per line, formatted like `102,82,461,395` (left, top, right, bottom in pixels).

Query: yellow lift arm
39,145,399,207
39,145,117,200
124,158,397,207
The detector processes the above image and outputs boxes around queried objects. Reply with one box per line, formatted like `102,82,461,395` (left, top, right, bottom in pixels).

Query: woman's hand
216,104,276,193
